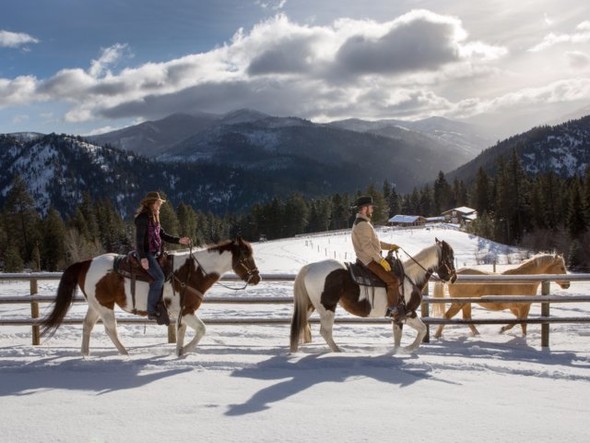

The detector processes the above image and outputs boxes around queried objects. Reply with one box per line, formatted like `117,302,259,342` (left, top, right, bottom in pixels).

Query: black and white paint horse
290,239,456,353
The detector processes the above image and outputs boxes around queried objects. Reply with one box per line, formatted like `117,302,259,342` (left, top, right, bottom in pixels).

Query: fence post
421,283,430,343
30,278,40,346
541,280,550,348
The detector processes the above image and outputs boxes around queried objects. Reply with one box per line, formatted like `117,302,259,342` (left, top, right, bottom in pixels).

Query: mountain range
1,110,589,217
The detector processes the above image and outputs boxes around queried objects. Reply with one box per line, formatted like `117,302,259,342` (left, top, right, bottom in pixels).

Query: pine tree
41,208,67,271
283,194,309,237
567,178,586,239
386,186,401,218
3,175,40,264
177,203,197,241
433,171,453,214
3,241,24,272
329,194,351,230
471,167,490,215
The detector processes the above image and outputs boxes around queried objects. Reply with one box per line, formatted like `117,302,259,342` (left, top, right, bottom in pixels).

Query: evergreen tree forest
2,149,590,272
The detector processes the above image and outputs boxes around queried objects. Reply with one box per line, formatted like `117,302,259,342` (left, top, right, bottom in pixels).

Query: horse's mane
503,253,563,275
403,243,439,277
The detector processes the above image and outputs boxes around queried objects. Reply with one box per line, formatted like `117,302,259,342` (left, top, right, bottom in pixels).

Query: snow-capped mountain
89,109,489,169
2,113,590,217
448,116,590,182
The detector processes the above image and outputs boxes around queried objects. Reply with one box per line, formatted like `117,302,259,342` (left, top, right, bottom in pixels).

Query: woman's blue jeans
145,253,165,313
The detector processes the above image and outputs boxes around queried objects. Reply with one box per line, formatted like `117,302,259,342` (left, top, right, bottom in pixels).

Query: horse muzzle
247,271,261,285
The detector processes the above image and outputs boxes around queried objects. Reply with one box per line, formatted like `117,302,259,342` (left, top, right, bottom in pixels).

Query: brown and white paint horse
40,237,260,356
290,239,457,354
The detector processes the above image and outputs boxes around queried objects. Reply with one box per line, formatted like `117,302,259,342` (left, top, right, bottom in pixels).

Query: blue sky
1,0,589,137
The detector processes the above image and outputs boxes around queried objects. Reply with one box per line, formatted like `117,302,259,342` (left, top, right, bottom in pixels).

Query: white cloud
529,20,590,52
2,10,586,136
89,43,130,78
566,51,590,69
0,30,39,48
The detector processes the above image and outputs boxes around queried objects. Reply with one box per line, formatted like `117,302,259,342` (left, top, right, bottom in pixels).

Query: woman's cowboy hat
141,191,166,205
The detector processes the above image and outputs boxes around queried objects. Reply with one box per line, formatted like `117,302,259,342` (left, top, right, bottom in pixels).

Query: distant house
426,216,445,223
388,215,427,227
441,206,477,224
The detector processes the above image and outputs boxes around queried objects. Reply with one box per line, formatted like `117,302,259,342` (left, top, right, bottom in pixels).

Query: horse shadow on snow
225,351,456,416
0,349,192,397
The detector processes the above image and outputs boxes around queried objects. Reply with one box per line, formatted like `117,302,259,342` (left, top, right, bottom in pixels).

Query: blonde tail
432,281,447,317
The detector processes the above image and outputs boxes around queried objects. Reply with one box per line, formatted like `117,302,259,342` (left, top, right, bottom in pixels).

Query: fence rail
1,272,590,348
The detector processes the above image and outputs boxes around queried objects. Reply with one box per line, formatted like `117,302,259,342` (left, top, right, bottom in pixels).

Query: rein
397,244,454,284
187,244,257,291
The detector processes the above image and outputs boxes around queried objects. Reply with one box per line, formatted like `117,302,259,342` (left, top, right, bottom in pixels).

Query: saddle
346,257,404,288
113,251,172,282
113,252,173,317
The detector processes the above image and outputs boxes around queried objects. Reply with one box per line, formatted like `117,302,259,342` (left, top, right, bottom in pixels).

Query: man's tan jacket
351,214,396,266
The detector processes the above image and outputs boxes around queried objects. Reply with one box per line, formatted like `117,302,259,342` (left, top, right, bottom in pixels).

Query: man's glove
379,258,392,272
389,244,400,252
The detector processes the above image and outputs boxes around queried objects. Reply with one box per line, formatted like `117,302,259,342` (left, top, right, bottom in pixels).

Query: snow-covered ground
1,226,589,443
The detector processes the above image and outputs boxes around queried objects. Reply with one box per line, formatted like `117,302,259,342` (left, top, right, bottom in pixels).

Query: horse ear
234,235,242,245
435,237,441,245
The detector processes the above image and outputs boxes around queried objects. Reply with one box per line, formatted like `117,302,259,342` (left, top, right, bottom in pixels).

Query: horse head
230,236,261,285
548,254,570,289
435,238,457,283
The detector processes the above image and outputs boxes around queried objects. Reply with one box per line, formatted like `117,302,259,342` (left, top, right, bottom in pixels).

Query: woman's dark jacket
134,211,180,259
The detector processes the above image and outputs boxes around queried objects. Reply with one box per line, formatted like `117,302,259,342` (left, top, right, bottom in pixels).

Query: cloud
529,20,590,52
0,11,550,130
566,51,590,69
335,11,464,75
89,43,130,78
0,30,39,48
256,0,287,11
450,77,590,119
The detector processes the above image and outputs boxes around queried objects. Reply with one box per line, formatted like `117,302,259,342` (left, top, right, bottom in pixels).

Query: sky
1,0,590,139
1,226,589,442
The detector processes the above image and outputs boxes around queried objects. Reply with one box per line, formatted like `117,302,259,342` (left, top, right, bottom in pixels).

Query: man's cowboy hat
353,195,374,208
141,191,166,206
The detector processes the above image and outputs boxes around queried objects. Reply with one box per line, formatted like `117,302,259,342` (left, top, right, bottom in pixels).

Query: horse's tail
41,260,90,338
432,281,447,317
290,264,314,352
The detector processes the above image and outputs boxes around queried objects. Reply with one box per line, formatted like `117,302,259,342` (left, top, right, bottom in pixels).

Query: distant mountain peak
221,109,271,125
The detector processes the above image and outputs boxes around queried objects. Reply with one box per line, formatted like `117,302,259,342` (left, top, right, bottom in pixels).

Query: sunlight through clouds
1,1,589,136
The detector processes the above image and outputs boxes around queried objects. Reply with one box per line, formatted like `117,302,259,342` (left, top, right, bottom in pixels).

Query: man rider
351,195,406,321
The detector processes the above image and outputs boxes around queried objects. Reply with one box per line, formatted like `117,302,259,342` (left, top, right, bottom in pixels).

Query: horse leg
434,302,465,338
392,322,402,352
397,317,427,353
177,313,206,356
501,305,530,335
303,308,313,343
319,310,341,352
461,303,480,336
175,321,188,356
81,307,100,356
519,304,531,335
101,309,129,356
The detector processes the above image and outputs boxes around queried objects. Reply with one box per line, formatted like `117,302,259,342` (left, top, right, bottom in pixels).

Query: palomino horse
290,239,457,354
433,253,570,338
40,237,260,356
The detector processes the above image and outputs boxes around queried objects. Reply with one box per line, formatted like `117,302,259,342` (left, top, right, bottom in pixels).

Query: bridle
184,242,259,291
395,242,456,285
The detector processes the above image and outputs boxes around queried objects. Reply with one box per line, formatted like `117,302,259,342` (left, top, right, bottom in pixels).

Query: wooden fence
1,272,590,349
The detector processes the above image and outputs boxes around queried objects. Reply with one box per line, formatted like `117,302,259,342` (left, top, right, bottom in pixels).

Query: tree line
2,148,590,272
